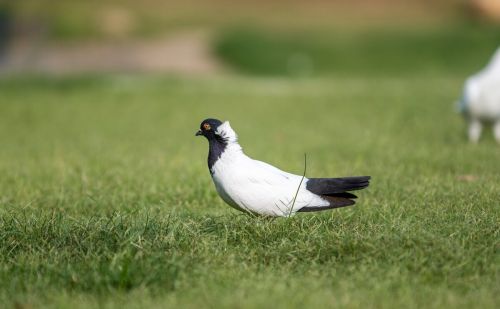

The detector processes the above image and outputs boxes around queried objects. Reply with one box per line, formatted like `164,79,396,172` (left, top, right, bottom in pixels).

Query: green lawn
215,24,500,77
0,73,498,308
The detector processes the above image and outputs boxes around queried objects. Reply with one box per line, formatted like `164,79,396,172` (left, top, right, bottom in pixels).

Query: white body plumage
459,47,500,142
196,119,369,217
210,122,328,217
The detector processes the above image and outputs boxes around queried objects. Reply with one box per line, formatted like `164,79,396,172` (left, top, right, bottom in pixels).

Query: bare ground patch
1,30,225,75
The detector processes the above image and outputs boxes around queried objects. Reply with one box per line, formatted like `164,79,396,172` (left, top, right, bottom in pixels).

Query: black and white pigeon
196,118,370,217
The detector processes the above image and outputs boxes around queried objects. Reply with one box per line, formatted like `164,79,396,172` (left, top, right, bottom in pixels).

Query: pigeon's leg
468,119,482,143
494,120,500,144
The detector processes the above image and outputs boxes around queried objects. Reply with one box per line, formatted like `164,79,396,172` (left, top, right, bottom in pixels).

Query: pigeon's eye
203,123,211,130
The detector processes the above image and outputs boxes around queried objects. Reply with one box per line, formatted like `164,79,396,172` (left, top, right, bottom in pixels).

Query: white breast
465,48,500,120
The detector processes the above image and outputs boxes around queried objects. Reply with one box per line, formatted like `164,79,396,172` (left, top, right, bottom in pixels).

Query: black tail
298,176,371,213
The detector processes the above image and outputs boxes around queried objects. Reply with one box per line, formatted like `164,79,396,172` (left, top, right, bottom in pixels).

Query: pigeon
195,118,370,217
458,47,500,143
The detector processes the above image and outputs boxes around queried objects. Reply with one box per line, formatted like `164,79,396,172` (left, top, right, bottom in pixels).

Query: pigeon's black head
195,118,223,140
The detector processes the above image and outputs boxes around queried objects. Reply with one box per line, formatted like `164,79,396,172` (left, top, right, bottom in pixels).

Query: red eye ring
203,123,211,130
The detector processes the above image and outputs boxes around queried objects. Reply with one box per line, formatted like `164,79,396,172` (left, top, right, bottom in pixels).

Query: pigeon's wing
252,159,372,212
224,157,328,216
249,159,301,182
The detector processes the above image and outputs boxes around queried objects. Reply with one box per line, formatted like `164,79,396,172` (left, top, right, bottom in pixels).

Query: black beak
195,130,203,136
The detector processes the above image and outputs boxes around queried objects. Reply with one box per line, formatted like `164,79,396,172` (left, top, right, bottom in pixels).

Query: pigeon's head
195,118,238,143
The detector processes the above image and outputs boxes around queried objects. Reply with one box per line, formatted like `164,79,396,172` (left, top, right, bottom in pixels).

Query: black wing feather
306,176,371,195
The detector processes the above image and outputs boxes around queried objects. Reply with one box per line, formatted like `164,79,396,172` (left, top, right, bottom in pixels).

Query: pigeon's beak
195,130,203,136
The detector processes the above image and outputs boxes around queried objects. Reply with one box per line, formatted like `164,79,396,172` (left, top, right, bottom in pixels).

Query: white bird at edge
195,118,370,217
458,47,500,143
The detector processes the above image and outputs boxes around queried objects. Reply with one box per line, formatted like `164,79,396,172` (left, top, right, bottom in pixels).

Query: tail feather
306,176,371,195
298,176,370,213
328,192,358,199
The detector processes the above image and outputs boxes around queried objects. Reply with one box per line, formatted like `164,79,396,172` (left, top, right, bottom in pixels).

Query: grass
0,73,499,308
215,24,500,76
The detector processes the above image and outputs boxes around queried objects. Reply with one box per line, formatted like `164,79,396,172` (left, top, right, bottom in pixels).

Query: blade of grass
288,153,307,217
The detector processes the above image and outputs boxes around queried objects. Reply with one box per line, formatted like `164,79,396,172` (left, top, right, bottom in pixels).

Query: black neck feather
208,137,227,172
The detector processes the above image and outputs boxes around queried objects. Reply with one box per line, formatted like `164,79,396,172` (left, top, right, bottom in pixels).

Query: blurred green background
1,1,499,308
1,0,499,76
